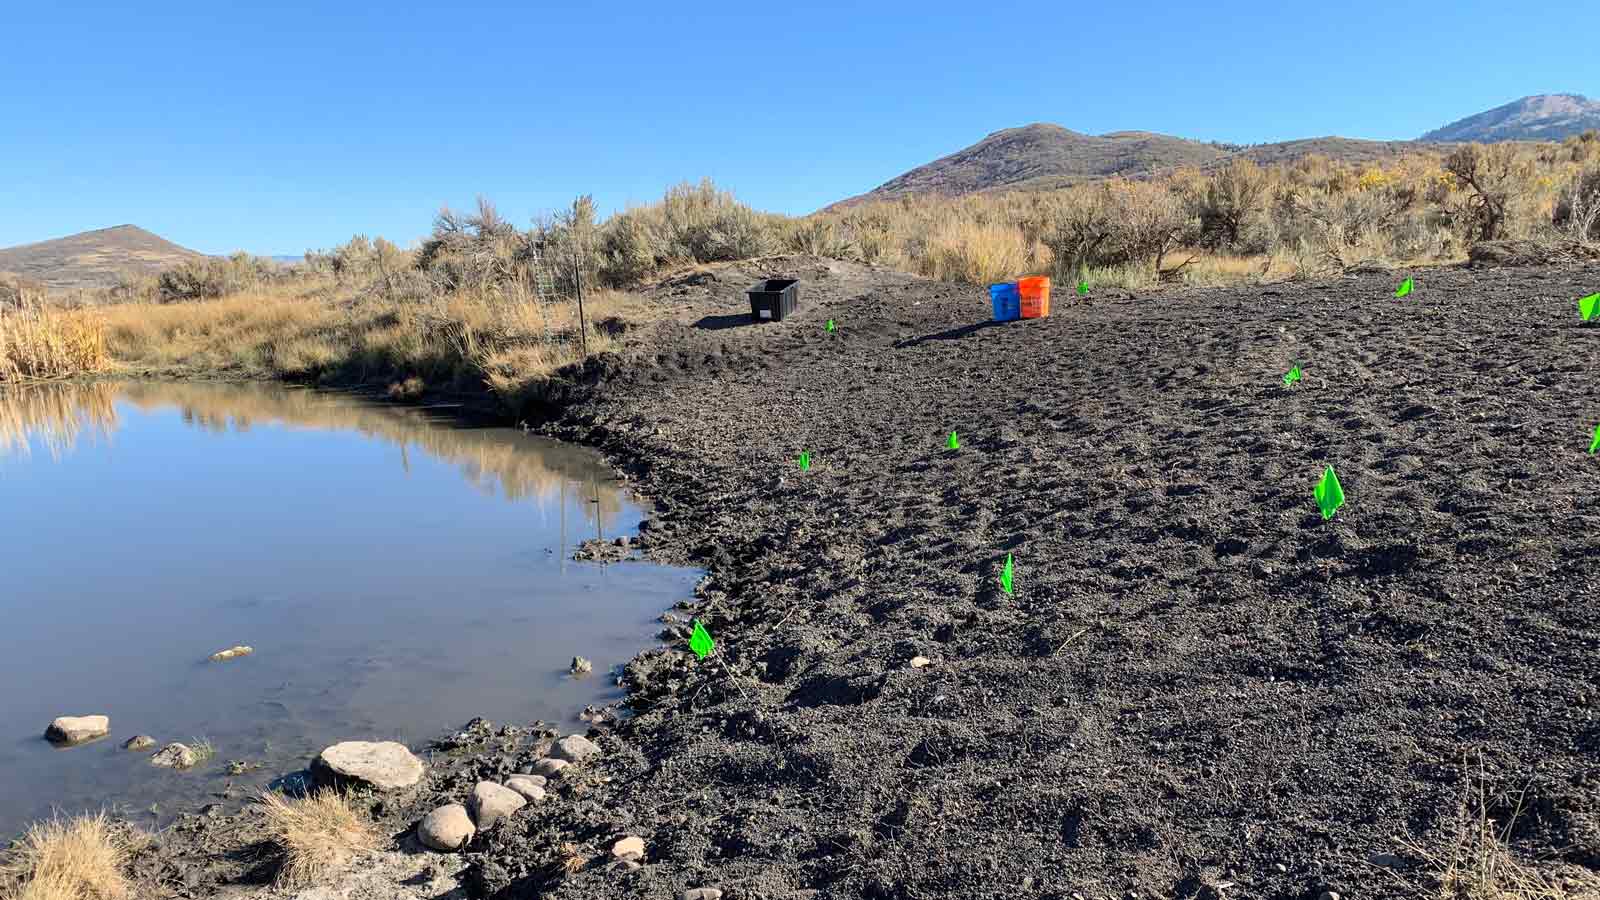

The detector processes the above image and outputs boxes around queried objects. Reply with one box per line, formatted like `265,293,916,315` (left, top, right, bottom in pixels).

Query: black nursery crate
747,278,800,322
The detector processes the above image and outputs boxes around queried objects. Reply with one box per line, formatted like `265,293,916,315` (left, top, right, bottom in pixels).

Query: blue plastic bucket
989,282,1020,322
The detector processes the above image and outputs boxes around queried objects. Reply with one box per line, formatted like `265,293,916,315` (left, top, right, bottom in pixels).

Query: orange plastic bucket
1018,275,1050,318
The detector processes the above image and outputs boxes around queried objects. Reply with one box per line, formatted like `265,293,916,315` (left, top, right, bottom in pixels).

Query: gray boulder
311,740,424,792
150,743,198,769
45,715,109,746
549,734,600,763
468,781,526,830
418,803,474,852
531,758,571,777
504,776,547,802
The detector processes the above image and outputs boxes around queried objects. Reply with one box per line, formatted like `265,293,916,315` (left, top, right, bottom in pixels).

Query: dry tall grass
258,790,380,888
0,299,109,382
1400,772,1600,900
0,813,139,900
93,278,634,411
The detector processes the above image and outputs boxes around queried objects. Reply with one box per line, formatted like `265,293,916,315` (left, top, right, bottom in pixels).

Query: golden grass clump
921,218,1049,285
0,300,109,382
0,812,139,900
258,789,380,888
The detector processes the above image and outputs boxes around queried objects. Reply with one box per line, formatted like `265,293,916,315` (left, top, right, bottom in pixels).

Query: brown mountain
828,124,1452,208
832,124,1228,205
1420,94,1600,143
0,225,206,291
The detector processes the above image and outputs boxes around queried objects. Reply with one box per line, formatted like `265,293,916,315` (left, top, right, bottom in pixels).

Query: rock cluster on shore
415,732,596,853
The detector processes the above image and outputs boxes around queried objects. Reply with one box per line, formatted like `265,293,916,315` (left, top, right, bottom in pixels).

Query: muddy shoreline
45,254,1600,899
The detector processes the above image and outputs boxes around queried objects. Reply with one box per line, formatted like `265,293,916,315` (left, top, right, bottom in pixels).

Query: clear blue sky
3,1,1596,255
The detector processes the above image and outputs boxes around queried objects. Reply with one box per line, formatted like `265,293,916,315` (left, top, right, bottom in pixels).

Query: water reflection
0,380,624,528
0,380,697,840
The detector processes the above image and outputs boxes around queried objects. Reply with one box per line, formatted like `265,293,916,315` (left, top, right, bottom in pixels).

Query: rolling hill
0,225,206,291
1420,94,1600,143
828,124,1449,208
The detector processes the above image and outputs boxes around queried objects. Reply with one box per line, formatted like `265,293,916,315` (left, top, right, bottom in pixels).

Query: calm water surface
0,381,699,838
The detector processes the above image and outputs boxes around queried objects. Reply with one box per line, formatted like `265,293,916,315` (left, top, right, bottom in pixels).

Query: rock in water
122,735,156,751
311,740,424,792
468,781,526,830
418,804,474,852
150,743,199,769
45,715,110,746
504,776,547,802
570,656,593,676
208,645,254,662
549,734,601,763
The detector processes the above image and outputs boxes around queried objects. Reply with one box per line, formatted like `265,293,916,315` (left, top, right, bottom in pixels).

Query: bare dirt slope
129,256,1600,900
518,256,1600,900
0,224,205,291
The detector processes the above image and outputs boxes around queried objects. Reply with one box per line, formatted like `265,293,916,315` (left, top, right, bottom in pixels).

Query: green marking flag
1000,552,1014,595
1076,280,1089,296
1395,277,1414,298
1315,465,1345,521
1579,293,1600,322
688,619,714,660
826,318,837,332
947,430,960,450
798,451,811,471
1283,363,1302,387
1590,424,1600,455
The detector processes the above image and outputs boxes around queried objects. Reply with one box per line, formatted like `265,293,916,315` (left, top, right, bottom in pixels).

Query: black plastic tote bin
747,278,800,322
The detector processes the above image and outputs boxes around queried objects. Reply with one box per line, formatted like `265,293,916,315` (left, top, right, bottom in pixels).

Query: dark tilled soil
134,256,1600,900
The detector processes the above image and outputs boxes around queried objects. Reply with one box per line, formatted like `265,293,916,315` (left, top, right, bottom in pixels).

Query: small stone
122,735,156,751
208,645,253,662
611,835,645,860
468,781,526,830
571,657,594,676
550,734,601,763
45,715,110,746
682,890,724,900
531,758,571,777
1273,863,1288,873
418,804,474,852
909,656,932,669
1319,892,1342,900
150,743,199,769
311,740,424,792
1368,852,1407,869
504,776,547,802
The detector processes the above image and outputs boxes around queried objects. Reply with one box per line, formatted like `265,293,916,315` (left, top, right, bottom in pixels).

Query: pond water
0,381,699,839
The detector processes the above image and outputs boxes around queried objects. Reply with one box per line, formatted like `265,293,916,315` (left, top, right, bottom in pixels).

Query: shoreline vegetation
4,139,1600,898
4,133,1600,401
